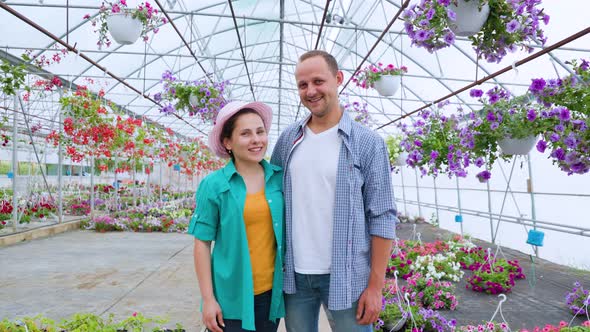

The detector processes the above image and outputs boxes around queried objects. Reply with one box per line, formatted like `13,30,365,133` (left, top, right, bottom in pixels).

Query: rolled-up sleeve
364,138,397,239
188,178,218,241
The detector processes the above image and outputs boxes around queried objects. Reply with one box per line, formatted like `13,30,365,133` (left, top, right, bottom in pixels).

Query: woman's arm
194,239,225,332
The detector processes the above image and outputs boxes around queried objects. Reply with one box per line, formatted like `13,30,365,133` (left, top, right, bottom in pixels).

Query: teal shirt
188,159,285,331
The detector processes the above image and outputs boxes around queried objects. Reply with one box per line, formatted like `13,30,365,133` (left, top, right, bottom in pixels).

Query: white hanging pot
106,13,142,45
392,151,409,166
498,135,537,156
373,75,401,97
189,93,200,108
448,0,490,37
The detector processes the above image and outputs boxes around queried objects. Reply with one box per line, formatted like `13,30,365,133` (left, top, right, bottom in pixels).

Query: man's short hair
299,50,339,75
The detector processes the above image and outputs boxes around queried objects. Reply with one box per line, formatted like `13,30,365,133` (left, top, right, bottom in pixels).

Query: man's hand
356,285,382,325
202,297,225,332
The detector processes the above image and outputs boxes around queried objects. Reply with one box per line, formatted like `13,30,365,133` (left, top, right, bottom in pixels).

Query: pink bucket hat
208,100,273,159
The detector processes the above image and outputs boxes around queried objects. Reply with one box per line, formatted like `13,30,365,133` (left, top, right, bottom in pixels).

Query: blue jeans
221,290,279,332
284,273,372,332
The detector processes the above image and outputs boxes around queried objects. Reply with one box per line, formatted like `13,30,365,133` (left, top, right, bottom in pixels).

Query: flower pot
373,75,401,97
189,93,200,108
449,0,490,37
392,151,408,166
498,135,537,155
383,316,407,332
106,13,142,45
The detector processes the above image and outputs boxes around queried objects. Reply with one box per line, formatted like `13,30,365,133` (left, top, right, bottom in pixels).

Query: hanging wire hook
488,294,511,331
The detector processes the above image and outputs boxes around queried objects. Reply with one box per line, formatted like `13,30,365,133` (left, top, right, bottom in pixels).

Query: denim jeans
220,290,279,332
284,273,372,332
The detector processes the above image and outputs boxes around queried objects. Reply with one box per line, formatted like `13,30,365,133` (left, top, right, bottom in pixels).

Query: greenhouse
1,0,589,331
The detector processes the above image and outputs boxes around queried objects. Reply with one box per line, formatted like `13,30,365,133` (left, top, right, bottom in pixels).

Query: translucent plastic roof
1,0,589,145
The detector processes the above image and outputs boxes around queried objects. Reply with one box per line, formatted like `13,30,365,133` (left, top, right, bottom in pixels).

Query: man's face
295,56,343,119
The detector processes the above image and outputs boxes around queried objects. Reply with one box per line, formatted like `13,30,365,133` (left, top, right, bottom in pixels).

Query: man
271,50,397,332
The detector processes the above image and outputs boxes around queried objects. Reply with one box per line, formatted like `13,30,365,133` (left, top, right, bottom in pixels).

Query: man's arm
357,136,397,325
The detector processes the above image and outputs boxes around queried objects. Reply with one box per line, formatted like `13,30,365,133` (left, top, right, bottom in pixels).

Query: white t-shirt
289,124,342,274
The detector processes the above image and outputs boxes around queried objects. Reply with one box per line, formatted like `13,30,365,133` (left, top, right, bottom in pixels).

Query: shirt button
274,223,278,227
268,199,272,203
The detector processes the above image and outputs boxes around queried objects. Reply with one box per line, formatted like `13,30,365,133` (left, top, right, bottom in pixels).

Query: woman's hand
202,297,225,332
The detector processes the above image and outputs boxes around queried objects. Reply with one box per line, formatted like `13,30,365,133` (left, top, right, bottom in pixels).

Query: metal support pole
58,93,63,224
159,160,163,202
527,156,539,258
11,95,19,232
414,168,422,218
486,175,494,244
455,177,464,236
399,167,408,215
90,155,95,219
433,177,440,226
114,156,118,211
132,160,137,208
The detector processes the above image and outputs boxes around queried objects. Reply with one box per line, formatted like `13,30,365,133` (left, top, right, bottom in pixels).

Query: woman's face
223,112,268,164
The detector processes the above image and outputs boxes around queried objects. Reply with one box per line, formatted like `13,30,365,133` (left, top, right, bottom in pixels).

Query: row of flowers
377,235,589,331
385,58,589,181
0,312,185,332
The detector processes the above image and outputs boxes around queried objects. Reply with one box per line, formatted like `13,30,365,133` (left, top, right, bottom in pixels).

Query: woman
189,101,284,332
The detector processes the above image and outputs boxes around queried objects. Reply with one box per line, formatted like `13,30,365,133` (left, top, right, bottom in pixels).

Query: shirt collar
295,107,353,140
222,158,281,182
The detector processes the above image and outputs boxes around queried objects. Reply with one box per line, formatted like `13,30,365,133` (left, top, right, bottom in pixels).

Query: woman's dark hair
220,108,261,149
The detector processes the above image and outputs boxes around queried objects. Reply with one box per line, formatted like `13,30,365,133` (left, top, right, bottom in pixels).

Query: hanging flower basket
448,0,490,37
106,13,143,45
498,135,537,155
383,316,407,332
374,75,401,97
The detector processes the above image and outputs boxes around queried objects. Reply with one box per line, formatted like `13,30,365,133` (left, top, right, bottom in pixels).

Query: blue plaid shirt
271,110,397,310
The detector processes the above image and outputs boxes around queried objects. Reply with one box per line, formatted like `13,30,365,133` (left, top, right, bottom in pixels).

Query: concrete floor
0,230,331,331
2,224,589,331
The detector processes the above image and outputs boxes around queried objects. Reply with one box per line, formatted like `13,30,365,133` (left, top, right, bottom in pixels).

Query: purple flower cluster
342,96,371,126
472,0,549,63
157,70,228,123
403,0,549,63
527,59,590,175
565,281,590,316
466,258,525,294
399,104,471,179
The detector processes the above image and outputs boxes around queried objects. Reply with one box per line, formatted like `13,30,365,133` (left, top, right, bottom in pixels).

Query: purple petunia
416,29,430,41
526,109,537,121
470,89,483,98
444,31,455,45
475,157,484,168
550,133,561,142
559,108,571,121
536,140,547,153
476,170,492,182
486,112,496,122
506,19,521,33
529,78,546,93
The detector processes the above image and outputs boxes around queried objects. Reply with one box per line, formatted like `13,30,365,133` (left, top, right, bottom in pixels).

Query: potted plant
528,59,590,175
400,102,469,178
402,272,459,310
85,0,167,48
402,0,549,63
565,281,589,316
352,63,407,96
156,70,228,123
385,134,407,167
464,88,547,182
342,94,371,126
377,299,407,332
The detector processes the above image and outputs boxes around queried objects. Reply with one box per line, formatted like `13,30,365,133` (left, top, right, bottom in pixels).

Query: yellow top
243,190,277,295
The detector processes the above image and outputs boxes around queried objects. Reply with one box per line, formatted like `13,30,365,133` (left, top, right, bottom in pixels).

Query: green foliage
0,54,31,96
